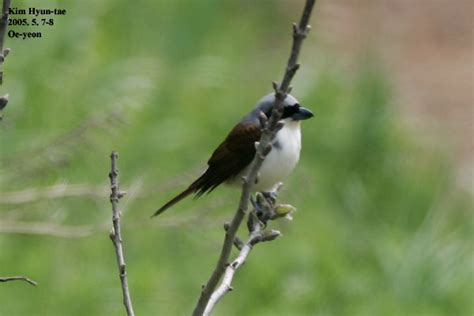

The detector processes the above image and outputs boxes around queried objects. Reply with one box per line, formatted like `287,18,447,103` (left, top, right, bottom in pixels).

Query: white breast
255,120,301,191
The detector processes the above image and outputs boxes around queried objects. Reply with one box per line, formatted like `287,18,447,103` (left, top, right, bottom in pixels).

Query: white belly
232,120,302,191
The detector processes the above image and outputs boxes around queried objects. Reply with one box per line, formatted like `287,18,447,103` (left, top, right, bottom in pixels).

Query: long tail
152,185,196,217
153,172,213,217
153,162,229,217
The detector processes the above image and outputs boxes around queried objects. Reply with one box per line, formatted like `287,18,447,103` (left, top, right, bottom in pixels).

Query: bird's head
254,93,314,122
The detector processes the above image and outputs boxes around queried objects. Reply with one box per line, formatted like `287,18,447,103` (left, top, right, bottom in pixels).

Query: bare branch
192,1,316,315
0,2,35,288
223,223,244,250
108,151,135,316
0,275,37,286
0,0,11,118
203,193,285,316
0,0,10,58
279,0,315,92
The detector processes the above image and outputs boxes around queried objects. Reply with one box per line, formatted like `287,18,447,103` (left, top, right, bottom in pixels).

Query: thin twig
203,236,257,315
0,276,37,286
108,151,135,316
0,0,11,117
0,0,10,83
0,2,34,287
192,1,316,315
0,0,10,56
204,196,283,316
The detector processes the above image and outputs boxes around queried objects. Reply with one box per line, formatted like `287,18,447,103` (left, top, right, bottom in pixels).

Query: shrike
153,93,313,216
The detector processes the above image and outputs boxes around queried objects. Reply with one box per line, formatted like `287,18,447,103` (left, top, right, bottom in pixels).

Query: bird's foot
262,191,278,206
250,194,271,229
248,183,291,231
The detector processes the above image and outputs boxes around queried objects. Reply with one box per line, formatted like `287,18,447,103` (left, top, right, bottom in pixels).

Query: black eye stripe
264,103,300,119
281,103,300,119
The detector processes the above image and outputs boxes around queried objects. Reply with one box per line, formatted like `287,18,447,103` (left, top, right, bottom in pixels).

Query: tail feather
152,185,195,217
153,172,208,217
153,167,229,217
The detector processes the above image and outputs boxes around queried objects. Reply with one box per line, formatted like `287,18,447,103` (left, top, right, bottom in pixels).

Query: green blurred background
0,0,472,315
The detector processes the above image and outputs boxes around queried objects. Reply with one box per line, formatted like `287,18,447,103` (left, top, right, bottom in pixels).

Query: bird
153,92,313,217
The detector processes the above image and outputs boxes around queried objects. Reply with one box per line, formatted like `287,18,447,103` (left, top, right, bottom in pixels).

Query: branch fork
203,189,292,316
108,151,135,316
0,275,37,286
192,1,316,315
0,0,11,117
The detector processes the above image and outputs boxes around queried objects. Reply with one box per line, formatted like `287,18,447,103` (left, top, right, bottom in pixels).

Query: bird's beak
292,106,314,120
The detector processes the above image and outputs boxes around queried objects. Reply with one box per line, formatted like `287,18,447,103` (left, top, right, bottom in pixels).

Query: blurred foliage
0,1,472,316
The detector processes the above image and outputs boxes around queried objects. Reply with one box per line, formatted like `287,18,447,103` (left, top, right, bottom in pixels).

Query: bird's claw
262,191,278,205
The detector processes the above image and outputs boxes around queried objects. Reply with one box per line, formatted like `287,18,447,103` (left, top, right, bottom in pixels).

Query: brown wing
153,121,261,216
193,122,261,196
